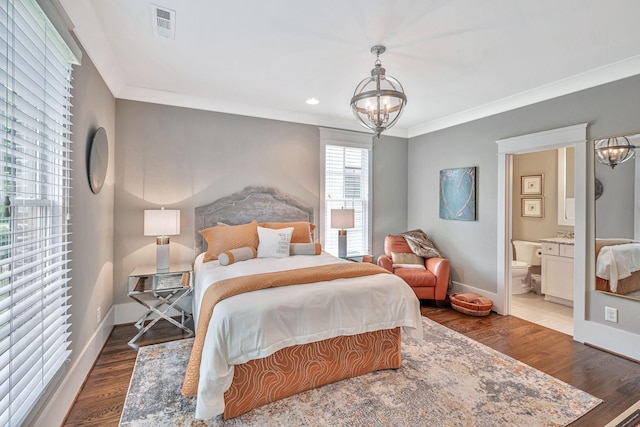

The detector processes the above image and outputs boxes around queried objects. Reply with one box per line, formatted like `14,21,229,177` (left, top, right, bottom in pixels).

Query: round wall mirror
87,127,108,194
595,178,603,200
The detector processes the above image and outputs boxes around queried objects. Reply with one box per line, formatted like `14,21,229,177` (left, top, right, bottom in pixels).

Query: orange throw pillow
199,220,259,262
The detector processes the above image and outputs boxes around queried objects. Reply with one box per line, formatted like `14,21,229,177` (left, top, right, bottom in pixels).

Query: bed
183,186,423,420
595,238,640,296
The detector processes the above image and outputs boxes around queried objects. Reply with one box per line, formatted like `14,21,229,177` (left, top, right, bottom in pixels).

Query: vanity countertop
539,237,575,245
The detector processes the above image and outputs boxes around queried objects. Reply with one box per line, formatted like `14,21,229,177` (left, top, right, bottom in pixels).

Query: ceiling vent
151,4,175,39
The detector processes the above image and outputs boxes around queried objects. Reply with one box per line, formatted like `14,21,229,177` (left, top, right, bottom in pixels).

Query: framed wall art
520,175,542,196
522,198,544,218
439,166,476,221
521,174,543,195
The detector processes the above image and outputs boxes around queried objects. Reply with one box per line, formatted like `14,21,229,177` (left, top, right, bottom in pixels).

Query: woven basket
450,293,493,317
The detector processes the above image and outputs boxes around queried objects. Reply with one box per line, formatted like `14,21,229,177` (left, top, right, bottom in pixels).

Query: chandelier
350,45,407,138
594,136,636,169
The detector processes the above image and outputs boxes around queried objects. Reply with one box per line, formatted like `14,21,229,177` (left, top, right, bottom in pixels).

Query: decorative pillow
199,220,259,262
261,221,314,243
391,252,424,265
392,263,427,270
290,242,322,255
257,226,294,258
218,246,257,266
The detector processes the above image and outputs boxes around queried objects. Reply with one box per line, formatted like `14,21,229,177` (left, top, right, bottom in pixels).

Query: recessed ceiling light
306,98,319,105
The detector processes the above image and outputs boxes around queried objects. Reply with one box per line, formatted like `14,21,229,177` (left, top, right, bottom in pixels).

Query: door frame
494,124,588,333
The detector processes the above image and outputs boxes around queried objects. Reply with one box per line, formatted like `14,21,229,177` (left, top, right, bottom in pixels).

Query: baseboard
576,320,640,362
28,305,115,427
449,281,503,314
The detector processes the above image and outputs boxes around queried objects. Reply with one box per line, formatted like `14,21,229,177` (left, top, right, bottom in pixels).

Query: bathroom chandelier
594,136,636,169
350,45,407,138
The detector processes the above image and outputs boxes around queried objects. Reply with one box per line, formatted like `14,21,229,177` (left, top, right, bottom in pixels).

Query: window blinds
0,0,76,425
324,144,370,256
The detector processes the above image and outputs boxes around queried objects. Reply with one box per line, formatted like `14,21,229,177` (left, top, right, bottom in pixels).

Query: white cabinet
541,241,574,306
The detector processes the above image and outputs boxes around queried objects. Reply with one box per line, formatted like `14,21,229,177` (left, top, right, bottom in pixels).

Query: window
320,128,372,257
0,0,78,425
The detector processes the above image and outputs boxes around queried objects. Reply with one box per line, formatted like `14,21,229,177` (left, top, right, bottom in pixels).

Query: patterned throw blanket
400,229,444,259
181,262,390,396
400,229,451,288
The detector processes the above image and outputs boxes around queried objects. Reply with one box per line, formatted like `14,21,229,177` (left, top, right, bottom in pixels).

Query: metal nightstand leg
128,287,194,349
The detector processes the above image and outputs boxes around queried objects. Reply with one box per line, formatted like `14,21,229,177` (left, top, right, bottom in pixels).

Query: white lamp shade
144,209,180,236
331,209,354,229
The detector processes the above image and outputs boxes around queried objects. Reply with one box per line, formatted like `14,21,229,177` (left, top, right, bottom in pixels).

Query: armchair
377,235,450,303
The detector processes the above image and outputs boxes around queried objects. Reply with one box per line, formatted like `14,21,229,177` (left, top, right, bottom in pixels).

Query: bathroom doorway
495,123,588,340
510,150,573,335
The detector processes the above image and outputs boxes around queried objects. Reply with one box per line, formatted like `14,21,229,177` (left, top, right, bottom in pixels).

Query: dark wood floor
62,321,194,427
63,306,640,426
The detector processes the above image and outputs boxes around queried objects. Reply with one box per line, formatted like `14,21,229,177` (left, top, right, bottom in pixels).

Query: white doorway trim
495,124,588,323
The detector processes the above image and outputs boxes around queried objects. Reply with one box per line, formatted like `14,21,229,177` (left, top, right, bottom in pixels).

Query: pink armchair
377,235,450,304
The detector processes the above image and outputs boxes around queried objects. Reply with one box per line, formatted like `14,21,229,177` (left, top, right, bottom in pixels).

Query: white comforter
596,243,640,292
192,252,422,420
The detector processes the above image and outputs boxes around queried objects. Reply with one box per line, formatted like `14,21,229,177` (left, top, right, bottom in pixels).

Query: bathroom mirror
557,147,575,226
594,133,640,300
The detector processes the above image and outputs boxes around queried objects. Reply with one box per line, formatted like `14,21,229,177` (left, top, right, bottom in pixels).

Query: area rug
119,317,601,426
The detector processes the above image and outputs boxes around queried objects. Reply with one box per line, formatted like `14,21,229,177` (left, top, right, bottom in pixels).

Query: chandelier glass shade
594,136,636,169
350,45,407,138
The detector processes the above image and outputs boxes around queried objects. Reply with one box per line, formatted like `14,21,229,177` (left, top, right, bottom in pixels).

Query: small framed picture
521,174,543,195
522,198,544,218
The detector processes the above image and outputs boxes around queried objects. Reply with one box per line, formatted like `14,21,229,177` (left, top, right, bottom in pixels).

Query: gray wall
408,74,640,335
408,126,499,291
373,134,409,247
595,160,635,239
69,50,116,358
113,101,407,306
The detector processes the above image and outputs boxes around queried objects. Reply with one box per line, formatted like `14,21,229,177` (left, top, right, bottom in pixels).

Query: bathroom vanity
541,237,574,306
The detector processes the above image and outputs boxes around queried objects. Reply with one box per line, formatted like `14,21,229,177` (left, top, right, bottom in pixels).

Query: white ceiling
59,0,640,138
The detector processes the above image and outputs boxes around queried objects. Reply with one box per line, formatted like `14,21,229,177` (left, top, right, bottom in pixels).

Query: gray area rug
119,317,602,426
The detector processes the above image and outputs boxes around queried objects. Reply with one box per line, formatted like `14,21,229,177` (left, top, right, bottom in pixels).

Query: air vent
151,4,176,39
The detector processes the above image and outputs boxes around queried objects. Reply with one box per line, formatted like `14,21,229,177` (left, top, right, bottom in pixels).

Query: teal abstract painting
439,167,476,221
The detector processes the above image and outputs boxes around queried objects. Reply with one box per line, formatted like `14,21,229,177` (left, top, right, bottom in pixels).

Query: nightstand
127,263,194,348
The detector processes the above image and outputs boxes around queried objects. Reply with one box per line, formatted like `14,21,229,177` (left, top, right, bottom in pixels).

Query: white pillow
257,226,294,258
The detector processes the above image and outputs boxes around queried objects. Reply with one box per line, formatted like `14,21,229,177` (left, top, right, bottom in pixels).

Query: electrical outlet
605,306,618,323
97,306,101,324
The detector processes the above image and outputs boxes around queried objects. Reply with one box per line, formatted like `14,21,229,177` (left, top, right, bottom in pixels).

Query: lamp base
156,237,170,272
338,230,347,258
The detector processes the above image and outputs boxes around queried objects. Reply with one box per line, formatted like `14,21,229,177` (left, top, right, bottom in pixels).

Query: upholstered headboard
194,186,315,255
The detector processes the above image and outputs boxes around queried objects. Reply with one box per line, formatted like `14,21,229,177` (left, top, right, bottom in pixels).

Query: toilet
512,240,542,294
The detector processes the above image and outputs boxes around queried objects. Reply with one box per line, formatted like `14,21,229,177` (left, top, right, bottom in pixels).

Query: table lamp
144,207,180,271
331,208,354,258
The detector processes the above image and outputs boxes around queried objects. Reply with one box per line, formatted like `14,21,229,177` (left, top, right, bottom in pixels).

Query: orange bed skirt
222,327,402,419
596,273,640,295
